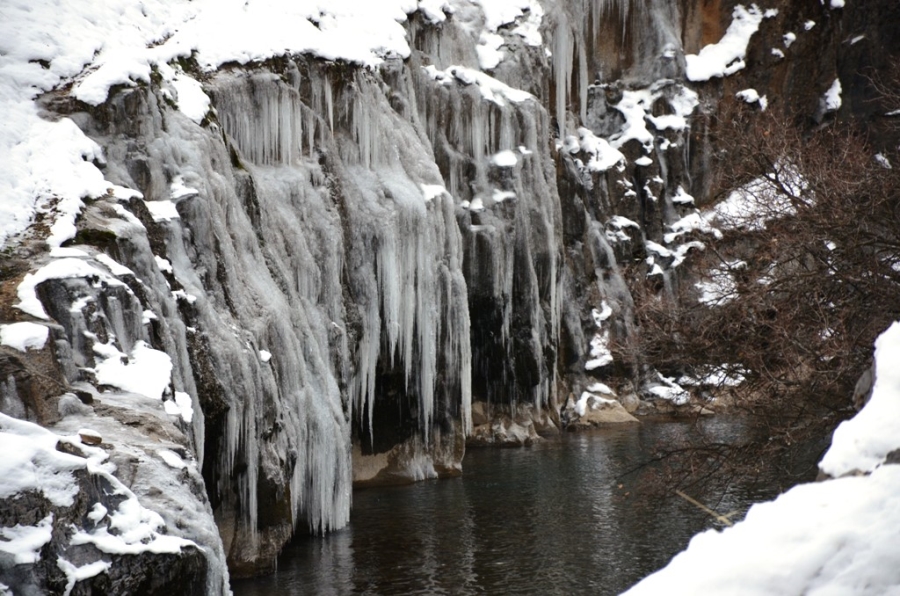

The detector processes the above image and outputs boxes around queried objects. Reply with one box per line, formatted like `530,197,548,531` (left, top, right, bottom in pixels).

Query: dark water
233,418,817,596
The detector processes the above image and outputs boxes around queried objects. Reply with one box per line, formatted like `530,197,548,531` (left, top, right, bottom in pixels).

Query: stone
78,428,102,445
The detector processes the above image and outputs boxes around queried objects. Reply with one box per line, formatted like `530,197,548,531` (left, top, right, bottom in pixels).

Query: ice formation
0,0,878,590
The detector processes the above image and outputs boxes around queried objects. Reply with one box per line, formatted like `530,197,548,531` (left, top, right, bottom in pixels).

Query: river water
233,418,820,595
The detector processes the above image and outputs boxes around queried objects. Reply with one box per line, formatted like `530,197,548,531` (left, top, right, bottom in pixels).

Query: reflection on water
233,418,818,595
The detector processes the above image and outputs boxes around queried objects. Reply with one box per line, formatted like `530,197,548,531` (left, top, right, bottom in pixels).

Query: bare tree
621,98,900,488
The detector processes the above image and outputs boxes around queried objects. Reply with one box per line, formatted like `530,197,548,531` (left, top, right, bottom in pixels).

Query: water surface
234,418,817,595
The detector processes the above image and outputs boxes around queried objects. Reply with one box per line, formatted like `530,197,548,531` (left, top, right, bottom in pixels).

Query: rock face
2,0,896,588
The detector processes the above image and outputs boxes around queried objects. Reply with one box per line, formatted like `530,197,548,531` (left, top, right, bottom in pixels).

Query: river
233,417,822,595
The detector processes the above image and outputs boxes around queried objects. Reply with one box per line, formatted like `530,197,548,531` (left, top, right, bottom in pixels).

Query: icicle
554,20,573,138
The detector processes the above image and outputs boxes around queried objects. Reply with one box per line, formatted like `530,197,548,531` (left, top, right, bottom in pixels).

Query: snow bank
625,322,900,595
624,465,900,596
820,322,900,477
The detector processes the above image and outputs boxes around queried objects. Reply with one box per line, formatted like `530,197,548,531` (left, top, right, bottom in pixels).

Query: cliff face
0,0,891,589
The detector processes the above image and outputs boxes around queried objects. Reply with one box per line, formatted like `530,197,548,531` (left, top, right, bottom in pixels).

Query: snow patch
820,322,900,477
94,340,173,401
736,88,768,111
424,65,532,106
0,322,49,352
822,79,842,113
0,515,54,565
685,5,766,81
144,200,180,222
490,150,518,168
16,258,125,319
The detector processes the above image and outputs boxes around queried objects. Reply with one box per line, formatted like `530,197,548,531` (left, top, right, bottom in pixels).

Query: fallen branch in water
675,490,738,526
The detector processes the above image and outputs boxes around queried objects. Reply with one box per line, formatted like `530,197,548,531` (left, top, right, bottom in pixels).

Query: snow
588,382,614,396
610,90,656,149
685,5,766,82
0,414,84,506
154,255,173,274
705,164,806,231
593,302,613,325
574,391,617,416
822,79,843,113
477,32,505,70
0,322,49,352
163,66,211,124
679,365,747,388
610,216,640,230
804,20,816,30
94,340,173,401
259,350,273,363
145,200,181,222
696,261,746,306
671,186,696,206
876,153,892,169
736,88,768,111
94,253,135,277
664,212,722,243
16,258,126,319
575,128,626,172
70,499,194,555
783,32,797,48
625,465,900,596
158,449,188,470
474,0,543,46
586,333,613,370
492,189,516,203
490,150,519,167
607,85,698,152
424,65,532,106
820,322,900,477
418,0,450,23
57,559,111,596
771,48,785,59
0,515,54,565
164,391,194,423
831,0,845,8
647,373,690,405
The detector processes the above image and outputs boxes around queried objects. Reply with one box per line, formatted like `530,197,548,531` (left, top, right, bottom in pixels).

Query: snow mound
820,321,900,477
